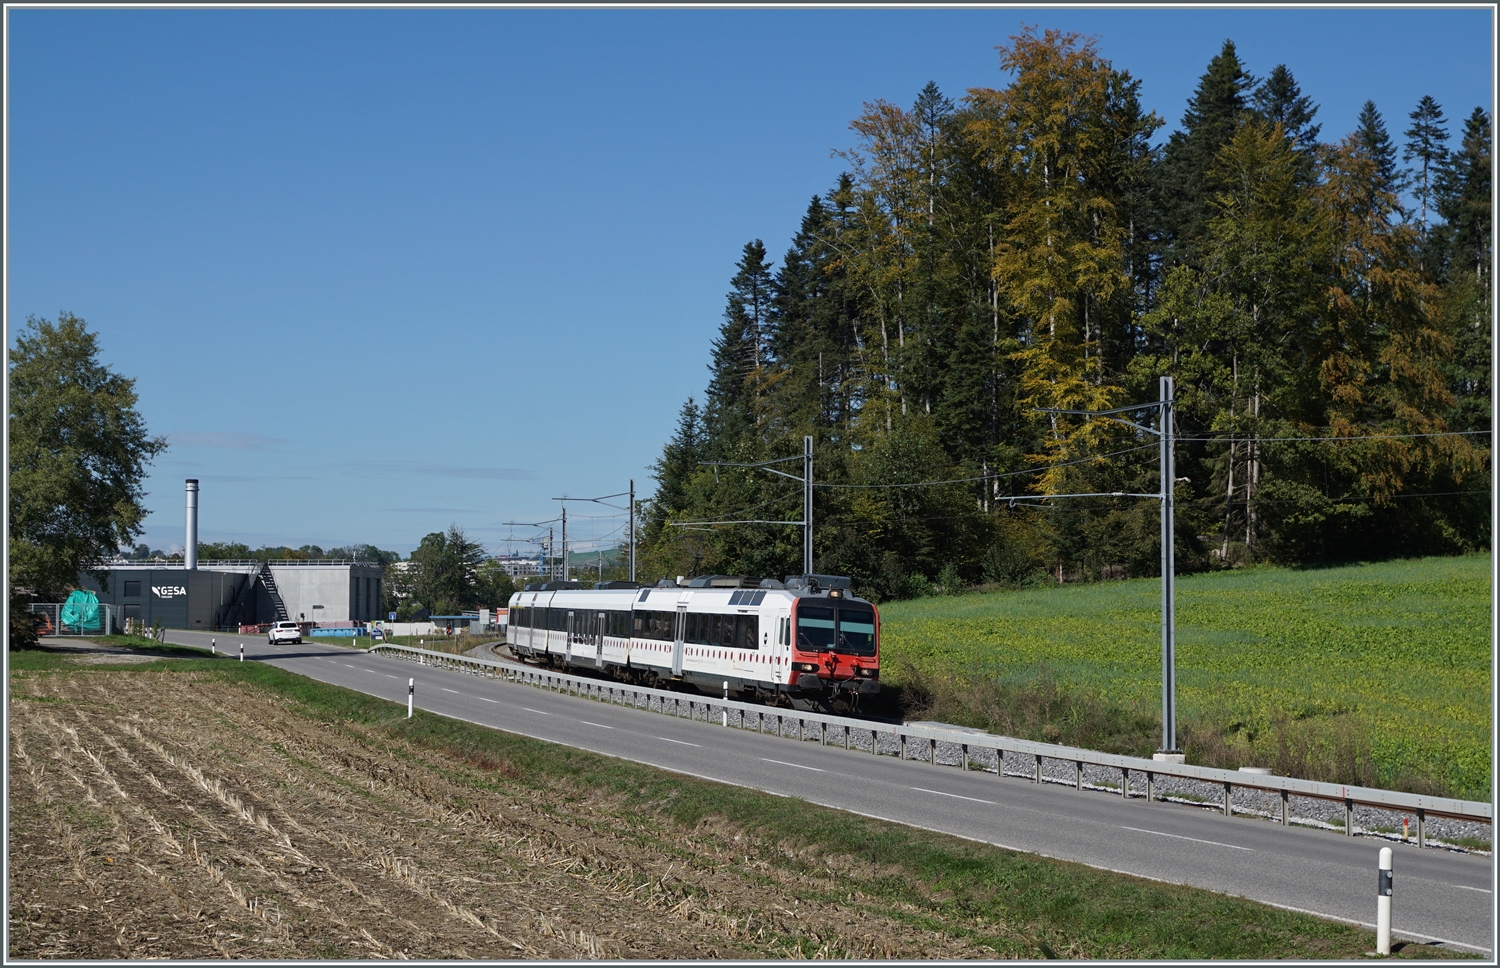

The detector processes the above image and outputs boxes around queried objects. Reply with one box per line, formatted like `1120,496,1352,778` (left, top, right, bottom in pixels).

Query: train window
836,607,877,656
734,615,755,649
717,615,733,647
550,609,567,632
729,591,743,606
795,606,836,651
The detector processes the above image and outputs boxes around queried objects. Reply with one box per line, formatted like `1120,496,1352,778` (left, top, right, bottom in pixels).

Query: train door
671,606,686,677
595,611,606,668
565,610,574,664
734,614,759,676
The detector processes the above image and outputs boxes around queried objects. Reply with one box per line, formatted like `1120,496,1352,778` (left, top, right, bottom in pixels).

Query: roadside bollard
722,681,729,726
239,644,244,662
1402,817,1409,842
408,678,414,719
212,637,216,655
1376,846,1393,955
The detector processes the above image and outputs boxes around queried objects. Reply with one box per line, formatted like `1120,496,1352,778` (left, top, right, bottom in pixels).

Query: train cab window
836,607,877,656
795,606,836,651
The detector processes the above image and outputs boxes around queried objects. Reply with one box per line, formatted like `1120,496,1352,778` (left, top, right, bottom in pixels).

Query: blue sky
7,6,1493,557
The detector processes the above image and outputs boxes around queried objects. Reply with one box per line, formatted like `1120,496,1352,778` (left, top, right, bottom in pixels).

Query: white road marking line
384,674,398,679
1453,884,1492,893
478,697,499,703
912,787,995,805
760,758,824,772
580,721,614,729
343,663,356,668
442,688,460,694
1118,825,1253,851
522,708,550,715
660,737,701,747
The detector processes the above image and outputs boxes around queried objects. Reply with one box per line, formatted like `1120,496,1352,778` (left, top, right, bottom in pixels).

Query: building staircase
256,564,290,621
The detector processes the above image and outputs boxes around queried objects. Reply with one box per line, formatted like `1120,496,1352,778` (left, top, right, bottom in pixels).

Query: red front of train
787,592,880,707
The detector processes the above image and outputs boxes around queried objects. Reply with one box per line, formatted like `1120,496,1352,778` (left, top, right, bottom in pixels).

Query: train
506,573,879,712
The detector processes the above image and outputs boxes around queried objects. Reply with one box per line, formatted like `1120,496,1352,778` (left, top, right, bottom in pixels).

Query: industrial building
77,480,383,631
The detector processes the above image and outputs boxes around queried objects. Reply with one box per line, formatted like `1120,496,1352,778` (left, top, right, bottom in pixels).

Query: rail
366,643,1491,842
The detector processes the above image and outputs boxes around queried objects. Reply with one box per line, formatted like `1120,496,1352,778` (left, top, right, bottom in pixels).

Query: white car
268,621,302,645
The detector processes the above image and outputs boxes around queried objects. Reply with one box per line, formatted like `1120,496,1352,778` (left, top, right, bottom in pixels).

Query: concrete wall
270,564,383,623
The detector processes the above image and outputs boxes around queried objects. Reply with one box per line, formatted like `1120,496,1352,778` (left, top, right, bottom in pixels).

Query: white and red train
506,574,880,711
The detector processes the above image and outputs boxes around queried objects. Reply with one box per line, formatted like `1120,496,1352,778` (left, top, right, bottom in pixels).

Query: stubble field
5,660,1001,959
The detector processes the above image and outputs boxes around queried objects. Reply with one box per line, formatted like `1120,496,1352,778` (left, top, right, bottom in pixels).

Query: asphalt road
168,629,1494,954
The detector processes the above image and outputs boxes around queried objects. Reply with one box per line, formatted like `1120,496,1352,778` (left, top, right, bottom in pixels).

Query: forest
637,29,1492,602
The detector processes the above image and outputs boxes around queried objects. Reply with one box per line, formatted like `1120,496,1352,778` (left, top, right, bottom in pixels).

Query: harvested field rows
7,667,996,959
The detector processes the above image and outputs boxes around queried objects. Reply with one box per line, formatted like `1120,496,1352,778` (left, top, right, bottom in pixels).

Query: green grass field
878,555,1492,801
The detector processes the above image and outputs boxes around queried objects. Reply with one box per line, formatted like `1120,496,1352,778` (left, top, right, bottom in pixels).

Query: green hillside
877,555,1492,801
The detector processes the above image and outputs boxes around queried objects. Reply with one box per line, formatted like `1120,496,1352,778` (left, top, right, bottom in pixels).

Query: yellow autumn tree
966,27,1157,492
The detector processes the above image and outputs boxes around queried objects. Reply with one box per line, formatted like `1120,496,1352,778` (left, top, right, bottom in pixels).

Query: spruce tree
1435,107,1491,283
1157,40,1257,256
1355,100,1404,198
703,241,774,453
1251,64,1321,181
644,398,704,540
1403,95,1449,233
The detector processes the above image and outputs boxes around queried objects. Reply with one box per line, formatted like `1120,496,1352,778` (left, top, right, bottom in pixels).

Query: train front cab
787,588,880,706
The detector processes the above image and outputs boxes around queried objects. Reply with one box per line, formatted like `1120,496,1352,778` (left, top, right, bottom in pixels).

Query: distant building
492,556,542,578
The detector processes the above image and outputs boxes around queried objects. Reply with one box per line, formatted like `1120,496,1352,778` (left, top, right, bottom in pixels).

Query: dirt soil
8,662,998,960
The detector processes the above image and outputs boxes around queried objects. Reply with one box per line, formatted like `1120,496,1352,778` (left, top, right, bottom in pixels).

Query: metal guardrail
367,643,1491,841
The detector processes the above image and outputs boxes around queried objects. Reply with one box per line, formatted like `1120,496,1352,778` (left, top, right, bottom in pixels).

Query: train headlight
792,662,820,673
855,666,879,679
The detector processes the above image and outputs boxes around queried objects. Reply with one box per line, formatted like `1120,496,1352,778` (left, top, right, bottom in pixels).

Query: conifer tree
1252,64,1321,182
703,242,774,453
1403,95,1449,233
1157,40,1257,256
1435,107,1492,284
1355,101,1405,199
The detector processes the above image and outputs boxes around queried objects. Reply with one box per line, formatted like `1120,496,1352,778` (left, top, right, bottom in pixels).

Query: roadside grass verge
9,653,1474,959
879,554,1491,800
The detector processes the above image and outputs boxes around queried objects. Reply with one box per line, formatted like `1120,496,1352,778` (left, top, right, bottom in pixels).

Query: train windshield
836,607,876,656
796,604,877,656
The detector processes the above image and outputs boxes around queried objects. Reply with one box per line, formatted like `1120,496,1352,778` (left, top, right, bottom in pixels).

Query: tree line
639,29,1491,601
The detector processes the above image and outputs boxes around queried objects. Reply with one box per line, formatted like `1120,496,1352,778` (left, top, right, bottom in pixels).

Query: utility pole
560,506,568,581
629,479,636,583
1159,376,1180,758
803,435,813,576
1032,377,1180,759
554,487,635,582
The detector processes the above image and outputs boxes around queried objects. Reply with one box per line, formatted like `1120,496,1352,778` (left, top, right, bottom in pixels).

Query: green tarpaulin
60,589,102,633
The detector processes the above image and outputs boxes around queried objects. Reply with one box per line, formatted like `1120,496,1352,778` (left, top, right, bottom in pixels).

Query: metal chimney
185,479,199,570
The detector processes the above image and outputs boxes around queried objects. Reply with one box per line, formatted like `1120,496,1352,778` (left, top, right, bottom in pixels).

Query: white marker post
211,639,216,655
239,644,244,662
407,678,414,719
1376,846,1393,955
722,681,729,726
